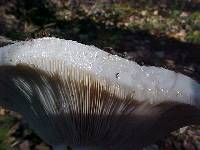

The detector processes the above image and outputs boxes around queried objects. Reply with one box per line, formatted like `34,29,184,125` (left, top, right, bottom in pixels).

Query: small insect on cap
0,37,200,150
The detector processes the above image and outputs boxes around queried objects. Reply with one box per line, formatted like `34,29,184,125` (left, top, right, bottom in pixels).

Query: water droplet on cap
115,73,120,79
148,88,152,91
146,73,150,77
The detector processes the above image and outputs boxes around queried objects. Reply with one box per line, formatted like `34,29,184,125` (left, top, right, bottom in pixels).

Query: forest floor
0,0,200,150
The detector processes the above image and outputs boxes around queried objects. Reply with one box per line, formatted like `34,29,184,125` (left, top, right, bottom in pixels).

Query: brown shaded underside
0,64,200,150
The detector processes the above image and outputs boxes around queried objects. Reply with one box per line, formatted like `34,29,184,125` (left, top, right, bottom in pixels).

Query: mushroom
0,37,200,150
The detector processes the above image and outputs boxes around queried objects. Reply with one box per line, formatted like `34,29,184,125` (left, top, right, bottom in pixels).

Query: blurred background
0,0,200,149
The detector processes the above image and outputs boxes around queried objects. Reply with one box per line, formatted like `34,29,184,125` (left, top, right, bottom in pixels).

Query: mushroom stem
52,145,67,150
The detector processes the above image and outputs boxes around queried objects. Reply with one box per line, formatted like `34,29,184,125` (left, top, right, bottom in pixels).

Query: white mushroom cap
0,37,200,150
0,37,199,105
